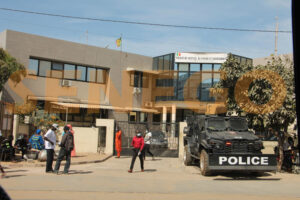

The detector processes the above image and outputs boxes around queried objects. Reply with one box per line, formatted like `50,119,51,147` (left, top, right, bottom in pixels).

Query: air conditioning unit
61,80,72,87
144,101,153,108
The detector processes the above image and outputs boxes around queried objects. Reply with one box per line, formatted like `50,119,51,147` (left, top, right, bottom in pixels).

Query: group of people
44,124,75,174
114,127,154,173
0,123,76,178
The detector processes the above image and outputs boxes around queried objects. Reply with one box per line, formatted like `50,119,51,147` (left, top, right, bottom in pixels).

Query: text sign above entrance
175,52,228,64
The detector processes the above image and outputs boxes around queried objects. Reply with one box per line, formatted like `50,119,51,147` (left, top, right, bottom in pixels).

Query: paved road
1,156,300,200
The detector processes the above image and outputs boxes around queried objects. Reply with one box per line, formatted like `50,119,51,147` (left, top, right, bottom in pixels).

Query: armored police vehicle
183,115,277,175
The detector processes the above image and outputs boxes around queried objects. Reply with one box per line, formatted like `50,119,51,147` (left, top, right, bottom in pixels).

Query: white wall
96,119,115,156
60,127,99,153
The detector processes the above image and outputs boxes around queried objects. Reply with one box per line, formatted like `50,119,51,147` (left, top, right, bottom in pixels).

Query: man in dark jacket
128,130,144,173
53,126,74,174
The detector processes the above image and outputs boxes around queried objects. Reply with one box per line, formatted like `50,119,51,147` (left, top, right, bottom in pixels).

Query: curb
5,155,113,168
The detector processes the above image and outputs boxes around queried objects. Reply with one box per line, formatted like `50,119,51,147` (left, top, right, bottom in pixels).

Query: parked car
150,131,168,148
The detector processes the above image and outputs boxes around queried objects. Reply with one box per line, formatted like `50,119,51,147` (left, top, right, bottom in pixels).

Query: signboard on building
175,52,228,64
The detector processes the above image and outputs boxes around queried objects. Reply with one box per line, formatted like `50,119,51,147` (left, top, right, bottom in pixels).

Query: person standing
128,131,144,173
115,127,122,158
44,124,58,173
54,126,74,174
143,129,154,160
67,124,76,157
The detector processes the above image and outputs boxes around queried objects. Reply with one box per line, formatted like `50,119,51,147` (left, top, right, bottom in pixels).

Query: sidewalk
1,153,112,168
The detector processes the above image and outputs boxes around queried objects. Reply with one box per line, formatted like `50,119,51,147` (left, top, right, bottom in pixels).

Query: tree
0,48,26,92
216,54,296,171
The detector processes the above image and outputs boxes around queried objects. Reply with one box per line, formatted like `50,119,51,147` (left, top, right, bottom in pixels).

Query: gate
115,121,179,157
0,101,14,137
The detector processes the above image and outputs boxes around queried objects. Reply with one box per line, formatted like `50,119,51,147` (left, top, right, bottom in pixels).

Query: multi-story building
0,30,252,155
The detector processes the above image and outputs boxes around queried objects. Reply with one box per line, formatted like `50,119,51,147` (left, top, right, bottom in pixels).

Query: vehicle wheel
183,145,192,166
199,150,211,176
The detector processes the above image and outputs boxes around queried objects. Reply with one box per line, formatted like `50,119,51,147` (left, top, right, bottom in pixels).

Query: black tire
183,145,192,166
199,150,211,176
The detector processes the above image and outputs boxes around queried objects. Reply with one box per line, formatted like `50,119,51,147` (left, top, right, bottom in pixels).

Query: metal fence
115,121,179,157
0,101,14,137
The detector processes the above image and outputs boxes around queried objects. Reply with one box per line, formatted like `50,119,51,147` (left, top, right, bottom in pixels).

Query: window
29,58,108,84
178,63,189,71
153,57,158,70
129,112,137,122
130,71,147,87
39,60,51,76
129,111,148,123
214,64,221,71
202,64,212,71
87,67,96,82
28,59,38,75
64,64,75,79
190,64,200,71
139,112,148,123
153,113,161,123
163,55,171,71
96,68,106,84
77,66,86,81
158,56,164,70
51,62,63,78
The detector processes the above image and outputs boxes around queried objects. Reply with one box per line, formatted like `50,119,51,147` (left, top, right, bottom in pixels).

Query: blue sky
0,0,293,58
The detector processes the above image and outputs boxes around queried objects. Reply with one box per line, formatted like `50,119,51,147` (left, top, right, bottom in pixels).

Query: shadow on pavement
5,169,28,173
115,156,132,159
68,170,93,175
3,174,26,179
143,169,157,172
213,172,281,181
145,158,162,161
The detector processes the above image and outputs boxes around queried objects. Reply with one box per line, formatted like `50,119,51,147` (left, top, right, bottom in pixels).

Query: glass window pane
190,64,200,71
140,112,148,123
28,59,38,75
178,64,189,71
87,68,96,82
202,64,212,72
97,69,106,83
174,63,178,71
177,72,189,100
214,64,221,71
77,66,86,81
213,73,220,86
51,62,63,78
64,64,75,79
164,55,170,71
39,60,51,76
158,56,164,70
153,57,158,70
129,112,137,122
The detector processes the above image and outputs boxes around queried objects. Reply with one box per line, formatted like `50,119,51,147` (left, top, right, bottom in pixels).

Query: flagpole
121,34,123,53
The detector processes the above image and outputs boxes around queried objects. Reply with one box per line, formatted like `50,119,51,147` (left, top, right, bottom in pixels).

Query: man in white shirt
143,129,154,160
44,124,58,173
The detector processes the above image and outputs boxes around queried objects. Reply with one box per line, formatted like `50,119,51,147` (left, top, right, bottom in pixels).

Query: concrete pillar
162,106,167,133
12,114,19,145
178,121,187,160
171,104,176,138
96,118,115,155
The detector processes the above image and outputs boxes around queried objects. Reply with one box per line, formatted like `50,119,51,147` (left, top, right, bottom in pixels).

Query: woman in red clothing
115,127,122,158
128,131,144,173
67,124,76,157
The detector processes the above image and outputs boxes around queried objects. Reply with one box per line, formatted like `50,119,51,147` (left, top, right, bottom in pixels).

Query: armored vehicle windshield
207,118,226,131
228,118,248,131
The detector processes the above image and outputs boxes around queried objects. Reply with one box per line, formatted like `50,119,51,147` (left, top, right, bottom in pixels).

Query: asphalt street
1,156,300,200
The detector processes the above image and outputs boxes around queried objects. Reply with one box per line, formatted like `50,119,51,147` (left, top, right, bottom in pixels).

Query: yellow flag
116,37,122,47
